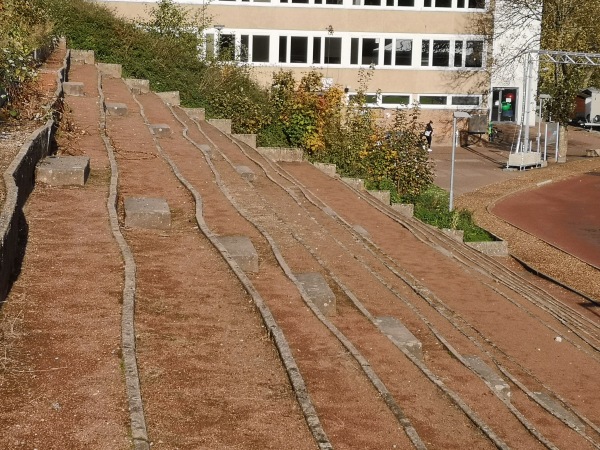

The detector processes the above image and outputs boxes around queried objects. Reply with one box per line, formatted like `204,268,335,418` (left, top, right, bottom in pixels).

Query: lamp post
449,111,471,212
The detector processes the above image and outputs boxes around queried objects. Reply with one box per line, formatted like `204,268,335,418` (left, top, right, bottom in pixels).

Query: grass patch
402,185,495,242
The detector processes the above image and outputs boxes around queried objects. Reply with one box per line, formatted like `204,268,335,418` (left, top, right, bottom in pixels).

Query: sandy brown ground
0,44,598,449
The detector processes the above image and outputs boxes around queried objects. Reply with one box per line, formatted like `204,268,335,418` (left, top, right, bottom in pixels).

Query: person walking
424,120,433,151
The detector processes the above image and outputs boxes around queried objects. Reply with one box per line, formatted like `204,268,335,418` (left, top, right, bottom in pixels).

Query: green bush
405,185,494,242
1,0,54,111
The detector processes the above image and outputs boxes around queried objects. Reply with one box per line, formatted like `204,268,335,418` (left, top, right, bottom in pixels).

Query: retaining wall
0,49,66,301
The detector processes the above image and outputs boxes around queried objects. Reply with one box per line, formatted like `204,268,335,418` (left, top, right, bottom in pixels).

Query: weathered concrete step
125,78,150,94
36,156,90,186
295,272,336,316
70,49,94,65
150,124,171,138
63,82,84,96
124,197,171,230
236,165,256,182
375,316,422,360
104,102,128,116
532,391,585,431
217,235,259,274
463,356,510,402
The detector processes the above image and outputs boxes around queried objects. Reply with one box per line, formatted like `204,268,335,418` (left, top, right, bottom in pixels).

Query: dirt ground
0,44,599,450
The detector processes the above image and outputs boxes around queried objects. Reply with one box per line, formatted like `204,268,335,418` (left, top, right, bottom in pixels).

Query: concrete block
156,91,180,106
368,190,391,205
585,148,600,157
105,102,128,117
341,177,364,191
376,316,422,360
236,165,256,182
532,392,585,431
257,147,304,162
125,78,150,94
295,273,336,316
323,207,337,218
97,63,122,78
70,49,94,65
150,124,171,138
464,356,510,402
207,119,232,134
124,197,171,230
313,162,337,177
182,108,206,121
217,236,259,274
353,224,370,238
442,228,464,242
391,203,414,217
199,144,220,160
466,240,508,257
233,134,257,148
63,82,84,97
36,156,90,186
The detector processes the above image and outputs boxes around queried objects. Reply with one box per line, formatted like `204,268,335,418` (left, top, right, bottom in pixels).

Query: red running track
492,170,600,269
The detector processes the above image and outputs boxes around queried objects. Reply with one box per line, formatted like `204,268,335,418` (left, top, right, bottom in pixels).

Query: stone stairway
4,47,600,450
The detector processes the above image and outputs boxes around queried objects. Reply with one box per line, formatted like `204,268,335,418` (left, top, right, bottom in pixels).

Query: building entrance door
491,88,518,122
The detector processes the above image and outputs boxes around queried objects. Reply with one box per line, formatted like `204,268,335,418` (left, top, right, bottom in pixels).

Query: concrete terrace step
0,51,133,448
98,68,320,448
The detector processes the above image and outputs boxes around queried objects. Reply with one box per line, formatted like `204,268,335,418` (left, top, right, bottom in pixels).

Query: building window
362,38,379,65
419,95,447,105
422,38,484,68
454,41,463,67
279,36,287,63
395,39,412,66
432,40,450,67
324,37,342,64
468,0,485,7
219,34,235,60
465,40,483,67
253,35,270,62
240,35,249,62
384,39,412,66
351,38,359,65
382,94,410,105
421,40,429,66
458,0,485,7
451,96,480,106
290,36,308,63
313,37,321,64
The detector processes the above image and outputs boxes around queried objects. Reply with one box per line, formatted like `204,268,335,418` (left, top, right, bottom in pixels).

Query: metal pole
544,123,548,161
523,52,533,152
555,125,560,162
449,117,457,212
537,97,542,153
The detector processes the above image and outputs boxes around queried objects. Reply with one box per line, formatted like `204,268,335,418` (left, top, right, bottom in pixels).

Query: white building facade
97,0,540,129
